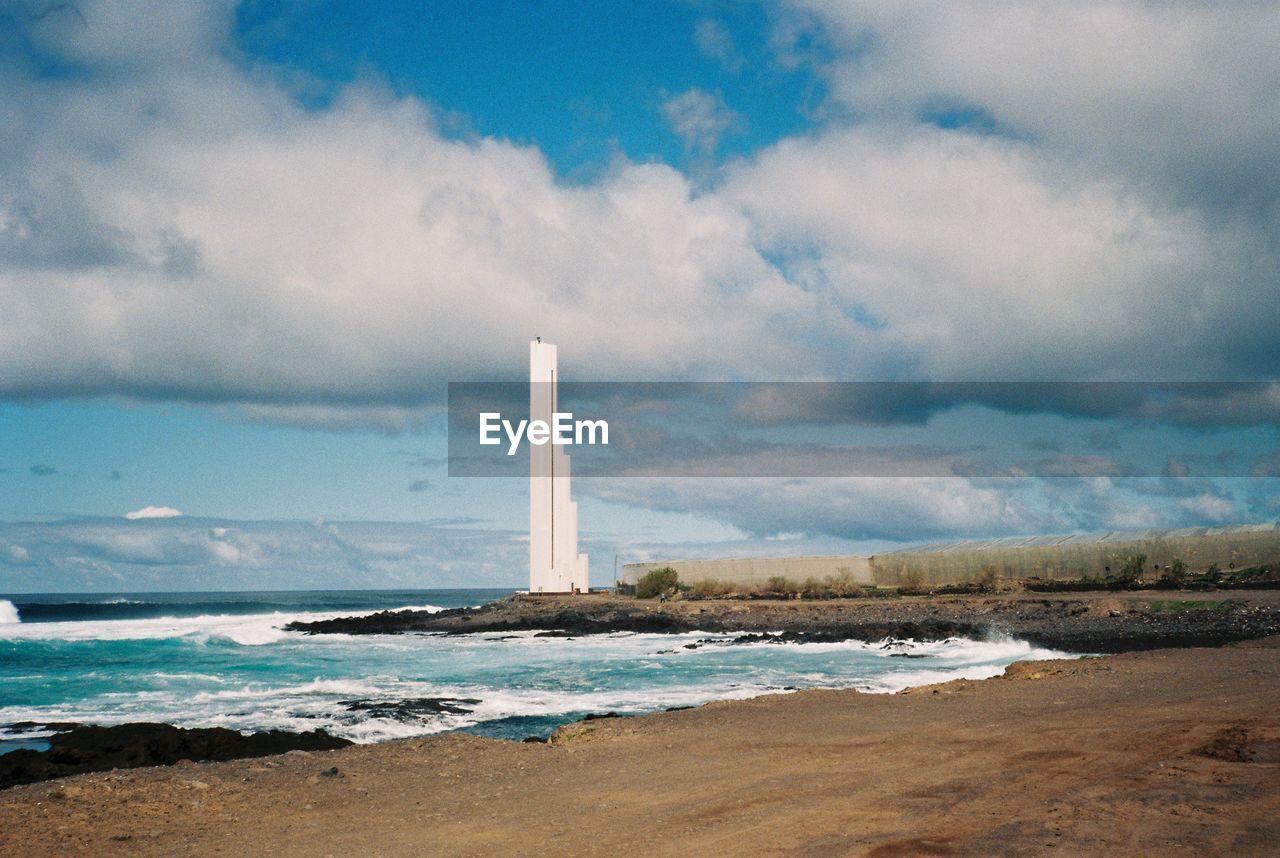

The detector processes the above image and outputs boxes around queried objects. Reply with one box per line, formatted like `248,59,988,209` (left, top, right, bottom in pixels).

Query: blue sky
235,0,820,175
1,1,1278,590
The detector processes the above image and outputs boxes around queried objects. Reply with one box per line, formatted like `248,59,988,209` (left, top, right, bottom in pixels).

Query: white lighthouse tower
529,339,589,593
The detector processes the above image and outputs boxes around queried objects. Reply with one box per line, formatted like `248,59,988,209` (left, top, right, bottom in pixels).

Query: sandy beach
3,629,1277,856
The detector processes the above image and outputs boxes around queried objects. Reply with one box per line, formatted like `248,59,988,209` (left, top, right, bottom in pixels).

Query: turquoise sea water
0,590,1073,752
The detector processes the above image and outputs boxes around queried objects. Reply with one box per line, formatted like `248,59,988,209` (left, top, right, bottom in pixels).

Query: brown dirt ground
2,637,1278,856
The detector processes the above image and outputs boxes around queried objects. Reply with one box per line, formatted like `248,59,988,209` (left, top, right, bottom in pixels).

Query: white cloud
584,473,1263,544
124,506,184,520
786,0,1280,207
5,544,30,565
693,19,742,73
1178,492,1237,522
723,125,1234,379
0,37,813,404
228,403,439,435
0,517,528,590
661,88,742,154
0,0,1276,434
583,477,1040,542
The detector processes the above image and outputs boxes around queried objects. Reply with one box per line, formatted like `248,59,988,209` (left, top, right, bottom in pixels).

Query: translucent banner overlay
447,382,1280,478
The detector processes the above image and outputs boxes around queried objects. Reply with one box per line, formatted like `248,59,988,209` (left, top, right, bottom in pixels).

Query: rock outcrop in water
0,723,350,790
285,592,1280,654
340,698,480,720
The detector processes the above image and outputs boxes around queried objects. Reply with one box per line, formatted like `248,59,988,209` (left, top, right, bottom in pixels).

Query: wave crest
0,603,442,643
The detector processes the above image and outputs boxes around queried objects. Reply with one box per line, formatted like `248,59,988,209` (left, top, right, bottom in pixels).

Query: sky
1,0,1278,591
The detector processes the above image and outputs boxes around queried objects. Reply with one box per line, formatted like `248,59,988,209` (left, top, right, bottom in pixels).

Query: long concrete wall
621,555,873,588
621,525,1280,590
871,526,1280,587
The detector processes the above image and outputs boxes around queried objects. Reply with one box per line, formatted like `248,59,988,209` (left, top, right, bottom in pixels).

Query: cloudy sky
1,0,1278,591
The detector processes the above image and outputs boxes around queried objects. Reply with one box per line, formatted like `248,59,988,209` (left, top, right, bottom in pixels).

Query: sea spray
0,599,19,624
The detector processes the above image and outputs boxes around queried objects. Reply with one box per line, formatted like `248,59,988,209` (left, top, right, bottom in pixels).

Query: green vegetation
640,552,1275,600
688,578,732,598
1114,554,1147,588
766,575,795,593
672,569,883,600
827,568,863,597
552,726,596,743
1161,559,1188,586
1023,575,1107,593
870,527,1280,589
635,567,679,599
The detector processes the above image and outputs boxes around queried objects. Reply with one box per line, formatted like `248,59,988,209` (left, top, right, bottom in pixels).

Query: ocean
0,590,1072,753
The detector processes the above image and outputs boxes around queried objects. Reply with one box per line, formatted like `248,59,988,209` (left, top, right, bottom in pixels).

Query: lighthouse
529,339,589,593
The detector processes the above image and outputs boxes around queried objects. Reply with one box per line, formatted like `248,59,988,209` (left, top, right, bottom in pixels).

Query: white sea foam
0,599,20,624
0,626,1080,744
675,632,1073,665
1,661,790,744
147,672,230,683
869,635,1073,663
187,677,387,703
0,604,443,644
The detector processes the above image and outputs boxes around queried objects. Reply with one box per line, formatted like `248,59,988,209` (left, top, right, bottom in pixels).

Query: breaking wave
0,605,443,646
0,622,1080,745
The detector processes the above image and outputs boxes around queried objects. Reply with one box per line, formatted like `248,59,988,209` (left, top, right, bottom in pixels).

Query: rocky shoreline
0,723,350,790
286,590,1280,653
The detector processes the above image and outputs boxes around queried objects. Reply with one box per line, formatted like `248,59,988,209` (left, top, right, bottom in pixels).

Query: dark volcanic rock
341,698,481,720
285,597,702,637
0,723,351,790
284,592,1280,655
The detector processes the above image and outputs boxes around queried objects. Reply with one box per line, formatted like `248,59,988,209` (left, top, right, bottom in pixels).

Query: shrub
826,568,861,597
1161,559,1187,587
1201,563,1222,584
689,578,731,598
636,567,679,599
800,577,825,597
974,564,999,591
762,575,798,596
1114,554,1146,588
